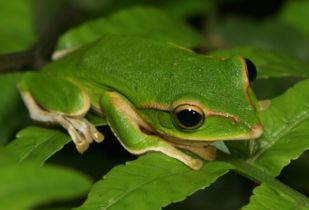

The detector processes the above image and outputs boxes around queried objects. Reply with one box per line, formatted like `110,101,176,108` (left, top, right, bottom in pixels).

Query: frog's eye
245,58,257,82
172,104,204,130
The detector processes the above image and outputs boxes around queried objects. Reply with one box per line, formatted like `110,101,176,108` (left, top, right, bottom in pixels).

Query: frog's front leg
100,91,203,170
18,74,104,153
174,144,216,161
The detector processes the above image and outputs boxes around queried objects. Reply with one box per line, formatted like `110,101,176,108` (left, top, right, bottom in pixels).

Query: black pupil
177,109,202,128
245,58,257,82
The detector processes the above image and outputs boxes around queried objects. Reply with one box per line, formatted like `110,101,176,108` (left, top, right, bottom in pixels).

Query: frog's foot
60,116,104,153
258,99,271,112
100,91,203,170
20,90,104,153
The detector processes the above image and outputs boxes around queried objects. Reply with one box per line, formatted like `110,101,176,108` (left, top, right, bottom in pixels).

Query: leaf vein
100,170,194,209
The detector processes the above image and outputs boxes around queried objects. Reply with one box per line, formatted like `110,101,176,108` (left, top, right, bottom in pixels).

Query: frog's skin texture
18,35,263,170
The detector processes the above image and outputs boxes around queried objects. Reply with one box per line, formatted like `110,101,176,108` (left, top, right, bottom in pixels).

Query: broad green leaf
0,74,29,145
0,160,92,210
242,184,309,210
0,149,19,165
5,126,70,165
246,79,309,176
280,1,309,37
0,0,35,53
210,47,309,79
77,153,232,210
57,6,203,50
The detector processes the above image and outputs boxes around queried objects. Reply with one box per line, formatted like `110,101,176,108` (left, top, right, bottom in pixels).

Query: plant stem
0,51,34,73
224,156,309,207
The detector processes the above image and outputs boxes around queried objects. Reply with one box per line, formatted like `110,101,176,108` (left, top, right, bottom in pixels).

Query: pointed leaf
57,6,203,50
0,163,92,210
247,79,309,176
5,126,70,165
242,184,309,210
77,153,232,210
227,159,309,210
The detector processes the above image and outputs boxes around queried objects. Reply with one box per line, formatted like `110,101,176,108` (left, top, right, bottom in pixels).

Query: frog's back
44,35,245,112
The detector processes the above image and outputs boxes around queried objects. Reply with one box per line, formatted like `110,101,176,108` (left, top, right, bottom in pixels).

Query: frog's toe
65,122,90,153
87,121,104,143
189,159,204,170
75,140,90,154
92,130,104,143
65,117,104,151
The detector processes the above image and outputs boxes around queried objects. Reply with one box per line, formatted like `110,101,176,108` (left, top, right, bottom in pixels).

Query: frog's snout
249,124,263,139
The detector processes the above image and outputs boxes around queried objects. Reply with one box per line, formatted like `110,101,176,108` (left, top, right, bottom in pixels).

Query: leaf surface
5,126,70,165
57,6,203,50
0,0,35,53
0,152,92,210
77,153,232,210
247,79,309,176
280,1,309,37
242,184,309,210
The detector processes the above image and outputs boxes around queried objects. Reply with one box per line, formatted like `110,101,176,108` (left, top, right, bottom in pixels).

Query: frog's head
141,56,263,145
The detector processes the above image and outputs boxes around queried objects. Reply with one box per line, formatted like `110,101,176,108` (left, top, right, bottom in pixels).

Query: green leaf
224,79,309,209
208,18,309,61
5,126,70,165
243,184,309,210
226,158,309,209
0,0,35,53
247,79,309,176
0,74,29,145
0,161,92,210
280,1,309,37
210,47,309,79
77,153,232,210
57,6,203,50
